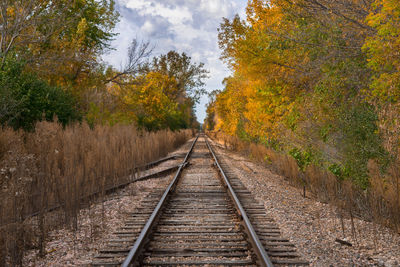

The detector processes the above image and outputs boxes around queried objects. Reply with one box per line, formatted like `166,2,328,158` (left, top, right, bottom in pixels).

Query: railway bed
92,135,308,266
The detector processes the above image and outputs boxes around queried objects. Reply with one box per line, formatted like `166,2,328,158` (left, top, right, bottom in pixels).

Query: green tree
0,57,81,131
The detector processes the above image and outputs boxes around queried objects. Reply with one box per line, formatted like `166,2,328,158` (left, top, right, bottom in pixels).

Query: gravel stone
209,138,400,267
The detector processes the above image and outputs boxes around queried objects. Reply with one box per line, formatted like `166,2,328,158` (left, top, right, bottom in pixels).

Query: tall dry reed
0,121,193,265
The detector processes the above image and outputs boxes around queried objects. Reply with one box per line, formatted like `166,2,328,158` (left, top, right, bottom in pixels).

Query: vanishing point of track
93,134,308,266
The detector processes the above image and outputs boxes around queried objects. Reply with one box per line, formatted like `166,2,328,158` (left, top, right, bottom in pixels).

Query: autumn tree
148,51,208,129
111,72,184,131
0,0,120,129
363,0,400,158
211,0,391,188
1,2,204,132
204,90,220,131
93,50,207,130
0,0,119,95
152,51,209,103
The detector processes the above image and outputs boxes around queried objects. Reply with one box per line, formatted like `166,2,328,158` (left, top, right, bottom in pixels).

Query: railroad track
93,135,308,266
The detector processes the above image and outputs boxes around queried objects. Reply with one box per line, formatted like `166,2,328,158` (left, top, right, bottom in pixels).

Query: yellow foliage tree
110,72,185,131
364,0,400,157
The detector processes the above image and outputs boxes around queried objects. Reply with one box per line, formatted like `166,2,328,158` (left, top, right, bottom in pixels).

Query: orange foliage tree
208,0,396,188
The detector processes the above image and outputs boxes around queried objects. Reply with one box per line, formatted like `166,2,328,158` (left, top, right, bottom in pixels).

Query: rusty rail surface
205,137,274,267
121,135,199,267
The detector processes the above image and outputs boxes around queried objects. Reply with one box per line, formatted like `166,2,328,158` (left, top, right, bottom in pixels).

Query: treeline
0,0,207,131
206,0,400,226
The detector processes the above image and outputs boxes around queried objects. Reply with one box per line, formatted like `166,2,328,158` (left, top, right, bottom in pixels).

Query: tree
204,90,221,131
0,0,119,97
111,72,186,131
84,42,206,130
363,0,400,158
105,39,153,85
0,57,81,131
151,51,209,103
211,0,390,187
364,0,400,104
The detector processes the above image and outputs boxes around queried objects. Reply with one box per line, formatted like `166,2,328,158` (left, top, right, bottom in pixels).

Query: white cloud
199,0,231,17
124,0,192,25
141,20,155,34
103,0,247,122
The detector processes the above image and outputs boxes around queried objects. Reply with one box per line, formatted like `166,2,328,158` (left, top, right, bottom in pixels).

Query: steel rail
121,135,199,267
205,136,275,267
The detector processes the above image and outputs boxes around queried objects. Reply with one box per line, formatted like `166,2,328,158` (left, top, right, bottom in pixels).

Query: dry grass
368,162,400,230
0,121,193,265
208,131,400,233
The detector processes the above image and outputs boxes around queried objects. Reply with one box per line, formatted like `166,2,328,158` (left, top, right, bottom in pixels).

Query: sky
102,0,247,123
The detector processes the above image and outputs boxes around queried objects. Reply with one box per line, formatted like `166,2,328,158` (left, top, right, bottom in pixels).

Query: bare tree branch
105,39,153,84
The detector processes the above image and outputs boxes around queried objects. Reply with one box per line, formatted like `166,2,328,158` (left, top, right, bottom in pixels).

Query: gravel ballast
210,139,400,267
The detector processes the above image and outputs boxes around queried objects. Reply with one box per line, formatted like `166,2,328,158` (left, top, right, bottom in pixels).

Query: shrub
289,147,315,172
0,58,81,131
340,103,388,189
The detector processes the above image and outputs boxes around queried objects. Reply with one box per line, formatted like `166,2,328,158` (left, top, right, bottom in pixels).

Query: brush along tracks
92,135,308,266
